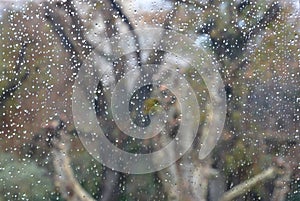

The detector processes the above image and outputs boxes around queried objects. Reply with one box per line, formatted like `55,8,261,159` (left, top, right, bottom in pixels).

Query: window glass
0,0,299,200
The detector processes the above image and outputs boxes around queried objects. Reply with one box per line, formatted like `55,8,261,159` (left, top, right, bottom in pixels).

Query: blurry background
0,0,299,200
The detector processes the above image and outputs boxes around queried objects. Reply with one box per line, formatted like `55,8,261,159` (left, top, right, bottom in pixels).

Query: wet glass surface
0,0,299,200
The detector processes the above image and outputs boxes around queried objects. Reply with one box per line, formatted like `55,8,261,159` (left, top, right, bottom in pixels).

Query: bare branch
146,1,179,65
0,42,29,106
236,0,252,13
109,0,142,66
94,80,108,118
196,19,215,35
168,0,207,10
246,1,281,41
98,0,125,82
44,3,81,75
52,132,96,201
271,157,293,201
44,117,96,201
99,168,123,201
55,0,113,61
57,0,93,56
179,0,207,10
219,167,279,201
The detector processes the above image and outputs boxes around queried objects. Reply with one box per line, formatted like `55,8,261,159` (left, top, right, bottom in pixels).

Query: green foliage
70,150,103,199
224,139,253,175
0,152,54,201
123,174,166,201
287,179,300,201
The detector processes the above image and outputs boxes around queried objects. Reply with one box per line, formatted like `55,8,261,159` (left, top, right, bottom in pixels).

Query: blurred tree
0,0,298,201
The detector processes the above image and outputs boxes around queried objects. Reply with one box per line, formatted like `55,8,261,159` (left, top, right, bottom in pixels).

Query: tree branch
146,2,179,65
44,117,96,201
0,42,29,107
219,167,279,201
53,134,96,201
271,157,293,201
246,1,281,41
236,0,252,13
44,3,82,75
57,0,93,56
168,0,207,10
109,0,142,66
